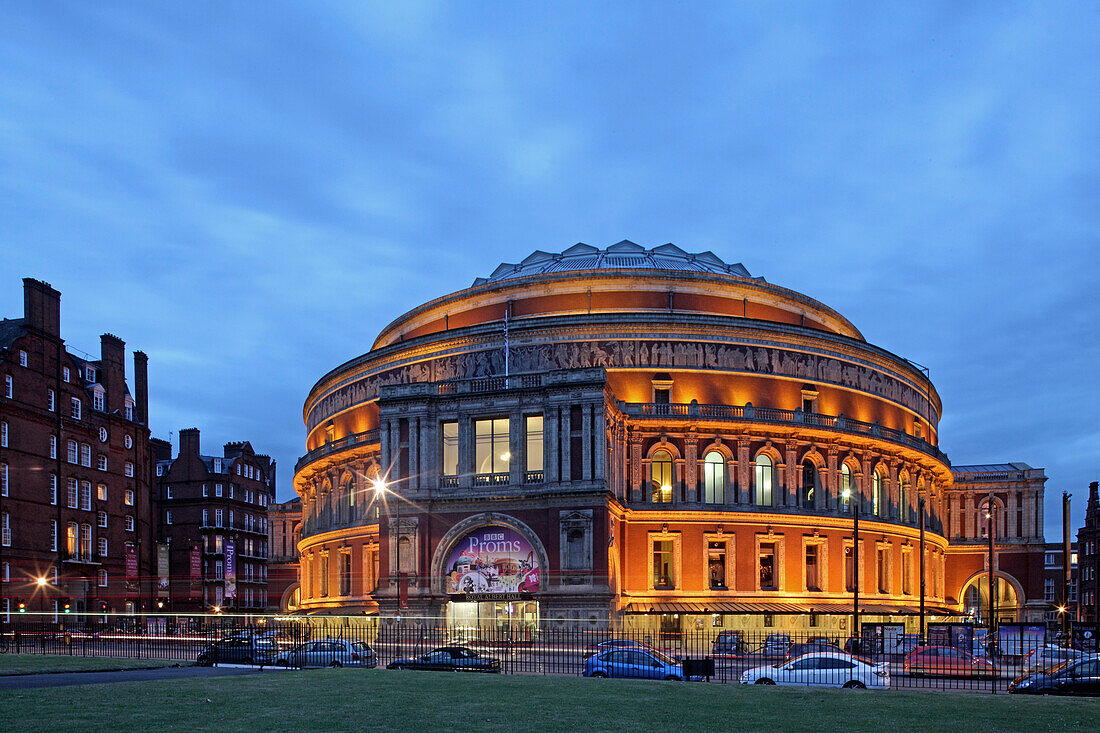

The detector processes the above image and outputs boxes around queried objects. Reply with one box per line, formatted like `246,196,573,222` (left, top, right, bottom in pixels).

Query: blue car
584,647,686,681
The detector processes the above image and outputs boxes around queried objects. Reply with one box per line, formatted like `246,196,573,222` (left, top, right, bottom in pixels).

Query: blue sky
1,2,1097,537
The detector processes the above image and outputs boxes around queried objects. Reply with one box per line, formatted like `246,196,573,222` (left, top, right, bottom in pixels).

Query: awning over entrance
620,601,958,615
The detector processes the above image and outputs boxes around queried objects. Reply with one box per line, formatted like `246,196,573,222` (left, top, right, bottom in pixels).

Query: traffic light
62,599,72,614
98,601,108,613
17,599,26,613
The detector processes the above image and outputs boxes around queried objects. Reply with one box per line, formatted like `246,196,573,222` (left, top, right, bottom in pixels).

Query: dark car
196,635,279,666
785,641,842,661
387,646,501,673
711,631,746,657
1009,657,1100,696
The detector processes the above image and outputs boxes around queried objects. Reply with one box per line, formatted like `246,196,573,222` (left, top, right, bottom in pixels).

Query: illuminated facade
293,242,1043,633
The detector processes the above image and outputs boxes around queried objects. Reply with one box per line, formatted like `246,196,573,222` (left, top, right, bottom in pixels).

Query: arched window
978,497,1004,539
841,464,853,513
801,460,817,509
899,475,911,523
872,470,884,517
651,450,673,504
754,454,773,507
703,451,725,504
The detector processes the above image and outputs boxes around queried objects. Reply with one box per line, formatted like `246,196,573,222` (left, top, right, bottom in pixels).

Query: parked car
759,634,791,657
740,652,889,689
196,635,279,666
711,631,746,657
276,639,377,668
903,646,996,678
1009,657,1100,696
583,639,659,660
387,646,501,673
785,640,841,662
584,648,689,681
1022,646,1087,673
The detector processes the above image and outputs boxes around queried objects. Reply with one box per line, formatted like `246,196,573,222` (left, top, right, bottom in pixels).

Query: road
0,664,279,690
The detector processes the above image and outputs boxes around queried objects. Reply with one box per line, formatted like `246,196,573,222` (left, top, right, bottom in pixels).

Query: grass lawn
0,655,182,675
1,670,1098,732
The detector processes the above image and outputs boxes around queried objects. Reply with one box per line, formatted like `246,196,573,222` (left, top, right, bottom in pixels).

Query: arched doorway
961,574,1020,625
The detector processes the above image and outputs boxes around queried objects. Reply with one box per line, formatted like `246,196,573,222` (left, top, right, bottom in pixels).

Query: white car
740,652,890,689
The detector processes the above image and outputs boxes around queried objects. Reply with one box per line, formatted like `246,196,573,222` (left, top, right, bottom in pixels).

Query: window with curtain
703,451,725,504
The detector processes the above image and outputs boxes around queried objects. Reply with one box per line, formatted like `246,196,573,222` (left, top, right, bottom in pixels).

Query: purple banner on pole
225,540,237,599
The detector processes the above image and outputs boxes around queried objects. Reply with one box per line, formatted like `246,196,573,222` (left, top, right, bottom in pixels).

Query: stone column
379,420,391,480
509,413,523,486
784,443,797,507
561,408,572,482
458,418,473,488
630,434,643,502
546,406,560,483
826,447,838,511
593,408,607,482
408,415,420,490
737,439,751,505
685,434,698,503
964,493,975,539
581,405,592,481
1006,491,1018,539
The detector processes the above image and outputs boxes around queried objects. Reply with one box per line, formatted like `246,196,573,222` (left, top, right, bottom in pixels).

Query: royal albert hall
292,242,1044,636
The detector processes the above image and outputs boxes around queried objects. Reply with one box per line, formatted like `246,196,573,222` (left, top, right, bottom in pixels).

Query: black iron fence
2,613,1093,693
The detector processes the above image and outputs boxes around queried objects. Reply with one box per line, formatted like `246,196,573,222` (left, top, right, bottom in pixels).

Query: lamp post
919,496,926,642
843,486,859,648
984,493,996,640
372,479,403,609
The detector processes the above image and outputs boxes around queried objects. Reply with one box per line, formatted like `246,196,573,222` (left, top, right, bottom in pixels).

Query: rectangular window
93,391,104,411
0,464,6,497
165,510,172,525
97,455,107,471
216,484,223,497
86,366,96,383
67,478,78,508
124,462,133,477
441,421,459,478
62,366,70,382
50,435,57,459
213,458,222,473
708,541,727,589
216,509,223,527
319,553,329,597
80,443,91,467
652,540,675,589
51,520,57,551
215,534,223,552
124,489,134,505
50,475,57,505
125,401,133,421
18,350,27,367
165,485,172,499
845,545,857,592
805,544,820,591
97,483,107,501
1,420,7,447
3,375,11,398
902,551,913,595
340,551,352,595
98,537,107,557
48,389,55,411
97,511,107,528
81,481,91,510
67,440,78,464
203,509,209,526
80,523,91,558
525,415,544,474
759,542,777,590
474,418,510,476
1,512,10,547
229,485,234,499
67,522,78,555
125,515,134,532
202,483,208,496
877,548,889,594
215,561,223,579
98,569,107,587
70,397,81,420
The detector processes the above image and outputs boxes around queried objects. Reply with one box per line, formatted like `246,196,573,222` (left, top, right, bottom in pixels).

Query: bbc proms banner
444,526,539,595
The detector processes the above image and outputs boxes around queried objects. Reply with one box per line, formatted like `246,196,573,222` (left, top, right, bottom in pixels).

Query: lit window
97,483,106,501
525,415,544,476
67,522,78,554
650,450,673,503
872,470,884,517
759,542,778,590
652,539,675,589
754,455,774,507
124,489,134,506
845,545,857,592
703,451,725,504
805,544,821,591
474,418,510,476
841,464,853,512
708,541,727,589
441,422,459,478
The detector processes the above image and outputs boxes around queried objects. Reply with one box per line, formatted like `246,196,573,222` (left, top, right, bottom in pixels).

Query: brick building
1,278,154,618
1041,541,1076,631
153,429,274,612
1077,481,1099,623
267,496,302,612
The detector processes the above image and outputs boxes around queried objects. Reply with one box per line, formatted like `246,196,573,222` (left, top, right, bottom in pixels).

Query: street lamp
36,576,48,587
372,478,404,610
984,494,997,639
842,485,860,649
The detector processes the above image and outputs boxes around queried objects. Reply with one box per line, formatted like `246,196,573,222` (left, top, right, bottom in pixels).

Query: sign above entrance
444,526,540,595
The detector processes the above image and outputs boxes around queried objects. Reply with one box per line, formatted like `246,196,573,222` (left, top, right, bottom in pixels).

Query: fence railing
1,613,1084,693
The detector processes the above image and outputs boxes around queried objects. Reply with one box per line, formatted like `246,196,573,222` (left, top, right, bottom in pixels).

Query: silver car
1023,646,1086,673
277,638,377,668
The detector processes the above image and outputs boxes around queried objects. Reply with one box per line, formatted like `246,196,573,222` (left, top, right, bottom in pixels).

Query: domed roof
472,240,761,286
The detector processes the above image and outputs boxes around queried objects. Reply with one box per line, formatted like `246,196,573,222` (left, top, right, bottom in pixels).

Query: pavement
0,664,292,690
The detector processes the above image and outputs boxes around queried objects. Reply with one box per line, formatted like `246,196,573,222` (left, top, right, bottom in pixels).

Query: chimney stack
22,278,61,338
133,351,148,425
100,334,126,413
178,428,200,458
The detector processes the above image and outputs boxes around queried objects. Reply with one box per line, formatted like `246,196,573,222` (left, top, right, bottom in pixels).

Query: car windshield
647,650,678,665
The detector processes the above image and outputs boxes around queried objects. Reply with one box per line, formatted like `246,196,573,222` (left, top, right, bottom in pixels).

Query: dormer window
86,366,97,383
93,388,105,412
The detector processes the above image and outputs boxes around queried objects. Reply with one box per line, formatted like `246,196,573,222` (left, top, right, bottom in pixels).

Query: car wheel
754,678,775,685
590,672,607,678
392,664,405,670
329,661,343,668
843,681,866,689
